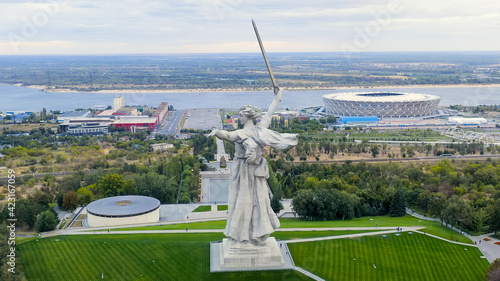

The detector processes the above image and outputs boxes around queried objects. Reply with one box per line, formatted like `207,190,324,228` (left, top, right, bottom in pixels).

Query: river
1,83,499,112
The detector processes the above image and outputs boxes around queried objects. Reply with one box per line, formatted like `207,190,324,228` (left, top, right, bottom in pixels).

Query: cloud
0,0,499,54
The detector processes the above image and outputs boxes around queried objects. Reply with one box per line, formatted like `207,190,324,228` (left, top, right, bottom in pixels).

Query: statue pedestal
219,237,284,268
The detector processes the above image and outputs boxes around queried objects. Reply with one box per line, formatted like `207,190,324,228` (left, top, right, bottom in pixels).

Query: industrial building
85,195,160,227
67,123,109,136
448,117,487,125
322,92,441,118
340,116,379,125
153,102,169,123
59,118,114,133
111,117,158,131
57,111,91,123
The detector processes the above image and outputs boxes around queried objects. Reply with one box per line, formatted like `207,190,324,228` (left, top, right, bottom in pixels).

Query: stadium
86,195,160,227
322,92,441,118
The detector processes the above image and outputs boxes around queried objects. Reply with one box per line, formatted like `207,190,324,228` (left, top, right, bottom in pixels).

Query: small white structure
448,117,487,125
151,143,174,152
86,195,160,227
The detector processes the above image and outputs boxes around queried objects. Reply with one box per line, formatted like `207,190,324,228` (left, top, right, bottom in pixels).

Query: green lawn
217,205,228,211
288,233,489,281
110,215,473,244
273,230,384,240
19,231,487,281
18,234,311,281
192,205,212,212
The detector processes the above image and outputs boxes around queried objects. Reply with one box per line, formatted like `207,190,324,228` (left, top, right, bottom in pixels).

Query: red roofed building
111,117,158,131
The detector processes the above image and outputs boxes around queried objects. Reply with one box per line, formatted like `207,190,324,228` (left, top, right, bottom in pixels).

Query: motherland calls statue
207,21,298,255
207,96,297,247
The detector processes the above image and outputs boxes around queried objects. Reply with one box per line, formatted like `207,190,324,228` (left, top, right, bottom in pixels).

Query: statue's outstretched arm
260,87,281,129
206,126,239,142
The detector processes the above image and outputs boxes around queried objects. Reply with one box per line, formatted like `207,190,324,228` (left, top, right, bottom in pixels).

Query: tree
390,188,407,217
135,172,177,203
417,190,432,215
96,174,136,197
292,189,316,220
41,108,47,120
472,208,490,232
15,199,43,229
316,189,339,220
490,200,500,236
428,192,446,221
337,192,358,220
76,187,94,205
441,195,472,229
370,145,380,158
62,191,79,211
486,259,500,281
270,195,282,214
34,210,59,232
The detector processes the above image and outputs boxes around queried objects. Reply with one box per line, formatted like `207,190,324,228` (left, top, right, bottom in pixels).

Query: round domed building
322,92,441,118
86,195,160,227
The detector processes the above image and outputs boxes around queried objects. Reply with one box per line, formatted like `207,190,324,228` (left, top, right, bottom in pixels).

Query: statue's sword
252,19,280,96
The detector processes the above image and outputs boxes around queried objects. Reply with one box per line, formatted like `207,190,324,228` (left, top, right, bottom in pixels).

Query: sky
0,0,499,55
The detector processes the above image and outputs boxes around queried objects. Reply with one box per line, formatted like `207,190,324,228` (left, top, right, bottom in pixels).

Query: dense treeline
1,53,499,91
272,158,500,234
449,104,500,114
0,150,201,230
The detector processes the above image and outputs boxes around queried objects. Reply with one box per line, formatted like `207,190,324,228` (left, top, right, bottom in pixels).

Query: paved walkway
44,226,423,239
406,208,439,222
285,226,424,244
413,230,475,247
294,267,326,281
470,233,500,263
38,220,492,279
160,204,199,221
406,208,497,263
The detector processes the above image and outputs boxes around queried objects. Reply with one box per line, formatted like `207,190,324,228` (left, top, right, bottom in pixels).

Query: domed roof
87,195,160,217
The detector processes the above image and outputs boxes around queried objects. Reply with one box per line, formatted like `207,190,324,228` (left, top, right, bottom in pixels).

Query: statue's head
240,105,262,124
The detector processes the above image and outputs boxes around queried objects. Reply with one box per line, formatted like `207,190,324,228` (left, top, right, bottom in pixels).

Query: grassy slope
19,234,311,281
111,215,473,244
19,231,487,281
273,230,383,241
217,205,228,211
192,205,211,212
288,233,489,281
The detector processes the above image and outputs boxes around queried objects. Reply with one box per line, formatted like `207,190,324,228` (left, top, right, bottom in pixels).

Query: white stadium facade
86,195,160,227
322,92,441,118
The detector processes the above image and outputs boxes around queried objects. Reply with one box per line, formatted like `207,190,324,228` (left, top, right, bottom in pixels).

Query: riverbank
22,83,500,94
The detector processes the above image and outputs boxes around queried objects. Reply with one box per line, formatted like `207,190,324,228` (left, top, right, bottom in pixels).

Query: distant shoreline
17,83,500,94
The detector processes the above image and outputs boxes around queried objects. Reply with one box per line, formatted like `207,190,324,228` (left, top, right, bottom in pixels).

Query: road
303,154,500,165
157,109,185,136
156,108,222,138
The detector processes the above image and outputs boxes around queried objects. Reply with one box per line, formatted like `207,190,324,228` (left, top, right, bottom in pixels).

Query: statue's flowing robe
224,125,297,242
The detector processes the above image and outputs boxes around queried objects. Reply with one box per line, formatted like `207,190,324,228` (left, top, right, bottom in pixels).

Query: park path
470,233,500,263
294,267,326,281
413,230,475,247
44,226,422,238
285,226,424,243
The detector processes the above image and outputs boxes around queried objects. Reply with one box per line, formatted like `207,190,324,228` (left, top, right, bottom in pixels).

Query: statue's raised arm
252,19,281,129
260,88,281,128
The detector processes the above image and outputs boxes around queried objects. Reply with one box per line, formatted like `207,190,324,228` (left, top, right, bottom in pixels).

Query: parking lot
182,108,222,131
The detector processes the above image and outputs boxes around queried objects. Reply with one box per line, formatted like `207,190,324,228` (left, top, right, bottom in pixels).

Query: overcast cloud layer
0,0,499,54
